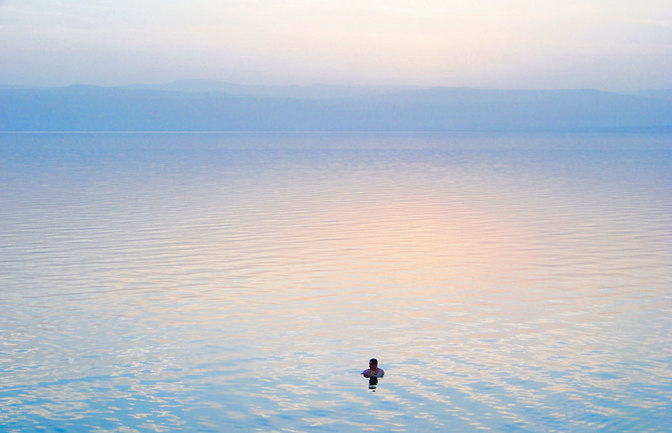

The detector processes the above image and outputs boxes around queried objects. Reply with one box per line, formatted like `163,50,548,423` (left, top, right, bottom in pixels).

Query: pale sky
1,0,671,90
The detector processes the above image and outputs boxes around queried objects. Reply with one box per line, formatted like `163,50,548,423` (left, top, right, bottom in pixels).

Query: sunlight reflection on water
1,132,671,432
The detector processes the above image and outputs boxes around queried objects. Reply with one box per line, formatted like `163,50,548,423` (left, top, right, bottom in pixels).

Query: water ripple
1,132,671,432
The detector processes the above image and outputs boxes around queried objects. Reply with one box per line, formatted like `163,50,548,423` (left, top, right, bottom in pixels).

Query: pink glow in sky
1,0,671,90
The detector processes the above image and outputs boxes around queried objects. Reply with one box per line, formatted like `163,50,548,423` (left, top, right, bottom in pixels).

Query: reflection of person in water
362,358,384,378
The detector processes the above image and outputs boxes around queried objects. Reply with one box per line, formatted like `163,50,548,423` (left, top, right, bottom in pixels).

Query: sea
1,132,671,432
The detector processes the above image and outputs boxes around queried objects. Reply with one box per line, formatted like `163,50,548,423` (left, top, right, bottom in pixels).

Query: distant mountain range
2,81,671,132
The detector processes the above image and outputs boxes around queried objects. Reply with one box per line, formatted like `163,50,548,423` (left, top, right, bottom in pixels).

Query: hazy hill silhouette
2,82,671,132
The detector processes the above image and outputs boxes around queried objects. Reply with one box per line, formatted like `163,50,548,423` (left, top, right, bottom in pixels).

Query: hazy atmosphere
2,1,672,432
2,0,671,90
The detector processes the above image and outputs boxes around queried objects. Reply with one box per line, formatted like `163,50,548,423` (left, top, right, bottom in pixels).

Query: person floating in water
362,358,384,391
362,358,384,378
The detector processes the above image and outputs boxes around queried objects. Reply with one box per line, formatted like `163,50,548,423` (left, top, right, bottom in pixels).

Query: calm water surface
1,133,671,432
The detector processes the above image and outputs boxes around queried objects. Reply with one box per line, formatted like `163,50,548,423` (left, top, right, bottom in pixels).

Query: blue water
1,132,671,432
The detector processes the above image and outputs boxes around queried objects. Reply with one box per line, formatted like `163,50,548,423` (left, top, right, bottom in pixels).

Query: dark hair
369,358,378,365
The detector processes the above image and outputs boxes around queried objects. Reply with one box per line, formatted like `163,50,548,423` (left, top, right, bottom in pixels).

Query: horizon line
1,81,670,93
3,127,671,135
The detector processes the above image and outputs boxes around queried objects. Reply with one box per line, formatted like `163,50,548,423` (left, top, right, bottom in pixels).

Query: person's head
369,358,378,369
